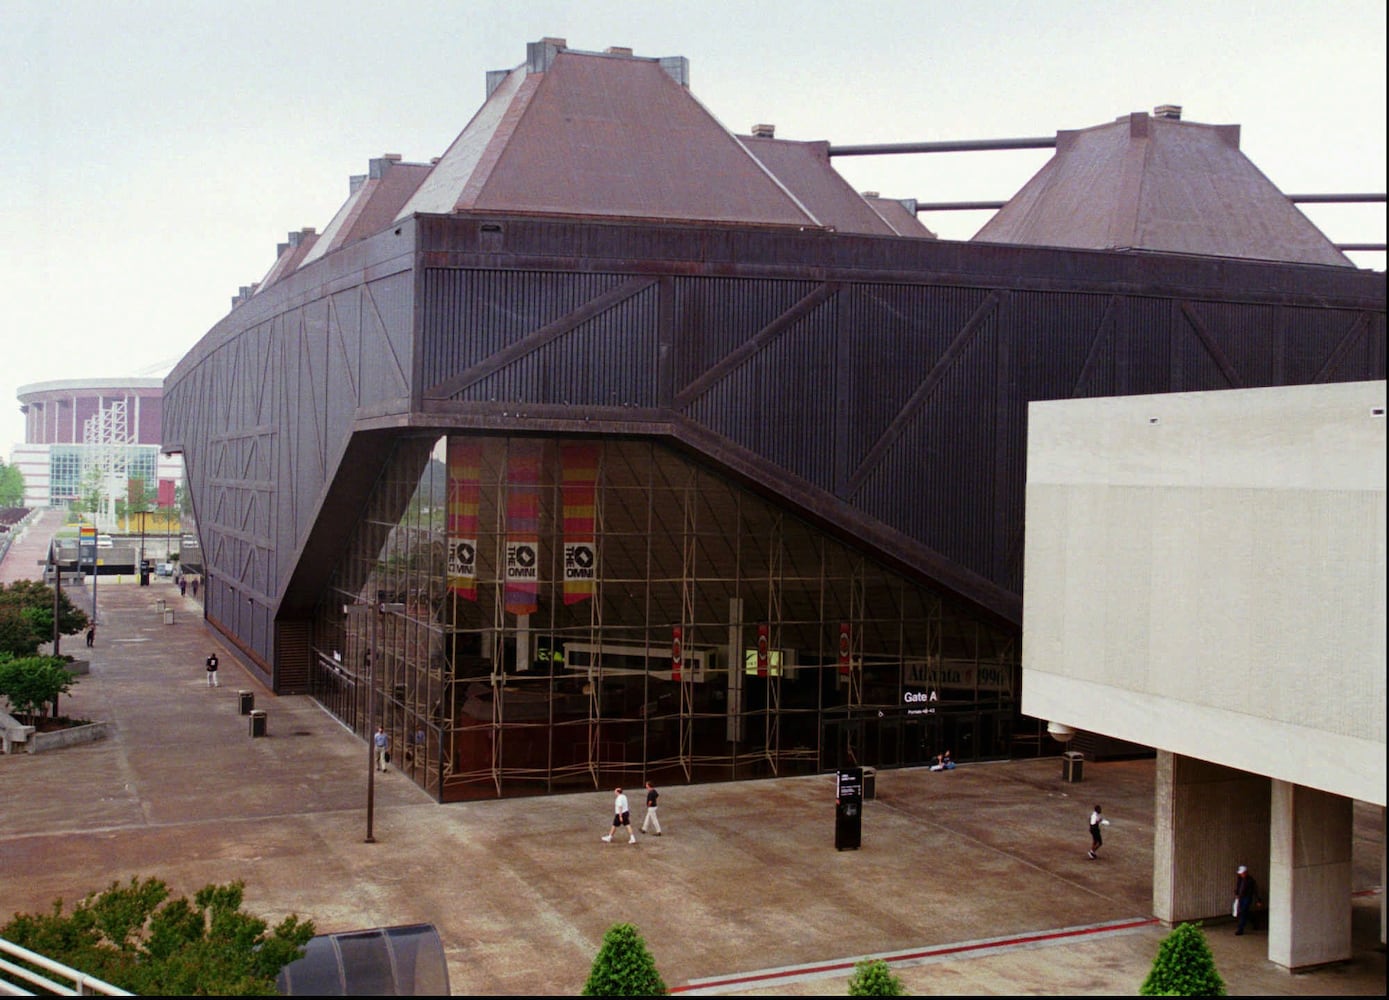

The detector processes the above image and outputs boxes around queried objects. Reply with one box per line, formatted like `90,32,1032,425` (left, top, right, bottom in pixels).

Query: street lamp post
348,598,404,844
49,541,62,656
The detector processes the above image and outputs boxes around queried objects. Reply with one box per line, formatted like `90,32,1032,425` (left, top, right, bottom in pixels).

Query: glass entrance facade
310,435,1022,800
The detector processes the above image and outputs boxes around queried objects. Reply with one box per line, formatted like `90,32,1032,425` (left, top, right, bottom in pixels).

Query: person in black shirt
640,781,662,836
1234,865,1260,934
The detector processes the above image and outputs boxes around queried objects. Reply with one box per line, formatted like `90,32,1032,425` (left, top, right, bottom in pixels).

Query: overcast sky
2,0,1384,461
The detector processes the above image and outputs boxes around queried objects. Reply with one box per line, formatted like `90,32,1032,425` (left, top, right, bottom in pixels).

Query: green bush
582,922,667,996
1140,921,1226,996
1,877,313,995
0,580,89,657
0,655,76,721
847,957,906,995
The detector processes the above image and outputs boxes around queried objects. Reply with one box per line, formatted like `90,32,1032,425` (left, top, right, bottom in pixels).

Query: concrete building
163,38,1384,809
1023,380,1386,969
11,377,183,518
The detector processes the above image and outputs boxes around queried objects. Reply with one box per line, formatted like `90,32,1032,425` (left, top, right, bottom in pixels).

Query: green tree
78,467,107,517
0,579,89,657
0,458,24,506
1140,921,1226,996
848,957,907,996
582,922,667,996
1,877,314,996
0,655,76,721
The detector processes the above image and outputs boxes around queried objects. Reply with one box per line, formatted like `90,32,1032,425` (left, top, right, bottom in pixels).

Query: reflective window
312,436,1019,800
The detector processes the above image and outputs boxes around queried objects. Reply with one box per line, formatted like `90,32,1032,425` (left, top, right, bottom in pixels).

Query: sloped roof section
256,227,319,293
738,132,934,237
396,40,824,228
973,109,1352,267
300,155,432,269
861,193,938,238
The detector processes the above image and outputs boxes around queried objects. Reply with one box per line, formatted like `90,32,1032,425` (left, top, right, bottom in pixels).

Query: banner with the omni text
561,443,599,605
505,440,543,616
446,440,482,601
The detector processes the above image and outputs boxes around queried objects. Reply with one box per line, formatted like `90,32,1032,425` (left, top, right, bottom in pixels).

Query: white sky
2,0,1385,461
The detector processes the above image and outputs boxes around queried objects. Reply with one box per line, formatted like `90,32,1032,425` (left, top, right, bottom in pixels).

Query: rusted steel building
163,39,1385,800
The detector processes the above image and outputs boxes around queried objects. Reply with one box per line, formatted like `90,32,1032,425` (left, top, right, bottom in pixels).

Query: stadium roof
972,107,1353,266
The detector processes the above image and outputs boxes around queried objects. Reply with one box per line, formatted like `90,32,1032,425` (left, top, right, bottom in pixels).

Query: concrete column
1268,780,1352,970
1153,750,1270,924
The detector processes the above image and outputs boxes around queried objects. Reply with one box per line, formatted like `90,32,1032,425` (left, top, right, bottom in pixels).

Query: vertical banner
756,623,769,677
838,622,852,675
561,443,599,605
671,625,683,682
446,439,482,601
157,478,176,507
505,440,542,617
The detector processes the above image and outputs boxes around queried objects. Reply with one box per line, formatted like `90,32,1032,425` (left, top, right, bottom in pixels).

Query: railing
0,937,132,996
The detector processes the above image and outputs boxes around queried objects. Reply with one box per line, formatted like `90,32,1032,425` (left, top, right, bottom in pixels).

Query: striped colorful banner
505,440,543,617
446,439,483,601
561,443,599,605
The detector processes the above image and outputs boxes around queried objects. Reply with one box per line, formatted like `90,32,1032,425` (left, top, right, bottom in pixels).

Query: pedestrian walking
1233,864,1261,934
1087,804,1110,859
640,781,662,836
374,726,390,772
205,652,219,687
85,624,95,648
601,787,636,844
178,576,187,597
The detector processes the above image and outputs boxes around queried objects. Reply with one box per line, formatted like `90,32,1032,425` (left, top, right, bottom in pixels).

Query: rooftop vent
861,191,880,198
1153,104,1182,120
605,46,633,56
751,123,776,138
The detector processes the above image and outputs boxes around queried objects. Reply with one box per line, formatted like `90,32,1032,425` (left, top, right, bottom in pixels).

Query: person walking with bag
640,781,662,836
1233,864,1260,934
374,726,390,772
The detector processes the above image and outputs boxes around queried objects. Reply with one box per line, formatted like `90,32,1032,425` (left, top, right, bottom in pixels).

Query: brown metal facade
163,214,1385,796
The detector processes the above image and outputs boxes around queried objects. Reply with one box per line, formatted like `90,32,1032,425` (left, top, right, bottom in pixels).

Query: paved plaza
1,512,1384,995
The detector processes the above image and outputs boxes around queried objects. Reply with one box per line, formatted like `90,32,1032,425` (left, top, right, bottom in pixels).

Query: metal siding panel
164,217,1385,680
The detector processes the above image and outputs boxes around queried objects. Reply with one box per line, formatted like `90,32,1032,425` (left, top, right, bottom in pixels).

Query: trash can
155,598,166,613
163,609,175,625
238,690,255,715
1062,750,1085,783
862,766,877,801
249,709,267,738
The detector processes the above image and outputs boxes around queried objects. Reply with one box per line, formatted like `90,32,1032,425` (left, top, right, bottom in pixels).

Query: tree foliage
1140,921,1226,996
0,459,24,506
581,922,667,996
848,957,907,995
0,579,89,657
1,877,314,996
0,655,76,720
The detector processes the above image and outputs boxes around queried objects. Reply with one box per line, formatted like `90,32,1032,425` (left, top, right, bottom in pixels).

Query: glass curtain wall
311,435,1020,801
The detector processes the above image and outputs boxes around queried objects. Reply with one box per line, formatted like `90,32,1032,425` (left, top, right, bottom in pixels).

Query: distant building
12,377,183,519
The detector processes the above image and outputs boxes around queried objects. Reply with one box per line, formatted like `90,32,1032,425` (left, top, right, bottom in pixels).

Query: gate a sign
671,625,683,682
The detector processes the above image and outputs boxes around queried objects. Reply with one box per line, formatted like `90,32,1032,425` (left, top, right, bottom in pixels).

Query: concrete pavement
1,545,1384,994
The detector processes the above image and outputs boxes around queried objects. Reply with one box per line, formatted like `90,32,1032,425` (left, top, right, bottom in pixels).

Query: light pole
49,541,62,656
348,598,404,843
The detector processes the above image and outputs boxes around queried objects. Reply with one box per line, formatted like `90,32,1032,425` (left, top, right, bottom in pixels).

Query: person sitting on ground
930,749,954,771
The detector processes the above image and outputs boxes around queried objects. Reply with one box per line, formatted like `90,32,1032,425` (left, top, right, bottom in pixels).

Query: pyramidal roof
973,107,1352,267
394,38,923,234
